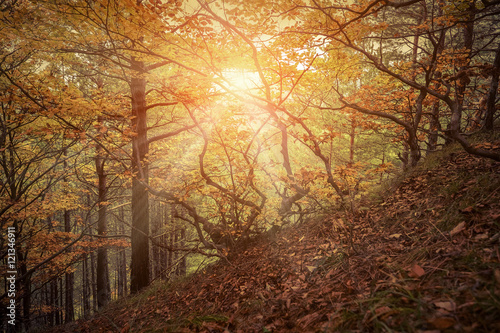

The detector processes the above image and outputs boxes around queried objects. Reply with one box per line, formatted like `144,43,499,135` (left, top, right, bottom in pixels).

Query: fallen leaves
409,263,426,278
428,316,455,329
450,221,466,236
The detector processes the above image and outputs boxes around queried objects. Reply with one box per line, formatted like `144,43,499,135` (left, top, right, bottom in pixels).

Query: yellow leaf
306,265,316,272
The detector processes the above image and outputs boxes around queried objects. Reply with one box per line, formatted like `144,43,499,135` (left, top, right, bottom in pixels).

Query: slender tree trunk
117,205,127,298
455,4,475,132
43,284,49,326
484,43,500,130
96,117,110,308
168,229,174,276
408,90,426,167
348,119,355,167
82,251,90,317
428,101,440,152
17,250,30,331
174,230,180,276
90,251,97,312
83,195,91,317
64,208,74,322
58,278,63,325
151,201,160,280
428,23,446,151
162,205,173,279
179,228,186,276
130,59,150,293
48,280,55,326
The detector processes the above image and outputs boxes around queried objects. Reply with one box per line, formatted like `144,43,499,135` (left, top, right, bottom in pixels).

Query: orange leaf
429,316,455,329
409,264,425,278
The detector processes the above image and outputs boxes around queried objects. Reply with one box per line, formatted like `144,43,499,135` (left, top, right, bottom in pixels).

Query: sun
224,69,260,93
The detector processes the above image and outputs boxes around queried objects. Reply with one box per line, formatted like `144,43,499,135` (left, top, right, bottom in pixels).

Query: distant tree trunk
484,43,500,130
454,3,475,133
427,101,440,152
178,228,186,276
428,25,445,152
64,207,74,322
168,226,174,277
82,195,91,317
151,201,160,280
164,205,174,279
117,205,127,298
130,59,150,293
408,91,425,167
82,251,91,317
348,119,355,167
96,117,110,308
58,278,63,324
90,251,97,312
52,279,60,326
17,250,30,331
48,280,55,326
43,284,49,325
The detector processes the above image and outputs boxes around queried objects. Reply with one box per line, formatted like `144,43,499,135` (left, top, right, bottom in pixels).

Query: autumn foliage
1,0,499,331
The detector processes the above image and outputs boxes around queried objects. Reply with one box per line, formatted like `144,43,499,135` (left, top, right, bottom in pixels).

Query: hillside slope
53,142,500,333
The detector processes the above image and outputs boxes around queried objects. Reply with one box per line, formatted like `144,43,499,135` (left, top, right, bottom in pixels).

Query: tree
295,0,500,162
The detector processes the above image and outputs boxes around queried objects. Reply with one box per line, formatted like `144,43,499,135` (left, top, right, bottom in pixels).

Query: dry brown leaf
298,312,320,327
434,300,456,312
409,264,426,278
474,233,488,240
494,269,500,285
450,221,466,236
428,316,455,329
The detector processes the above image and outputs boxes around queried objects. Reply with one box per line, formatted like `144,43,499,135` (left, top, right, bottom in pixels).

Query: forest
1,0,500,331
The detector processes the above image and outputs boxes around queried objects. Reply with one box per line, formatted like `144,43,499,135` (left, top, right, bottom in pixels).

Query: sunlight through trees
1,0,499,330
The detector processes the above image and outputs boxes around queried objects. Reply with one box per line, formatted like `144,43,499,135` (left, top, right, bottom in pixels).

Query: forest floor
52,138,500,333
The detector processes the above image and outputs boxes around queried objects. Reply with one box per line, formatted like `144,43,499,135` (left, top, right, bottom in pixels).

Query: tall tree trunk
130,59,150,293
96,132,110,308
